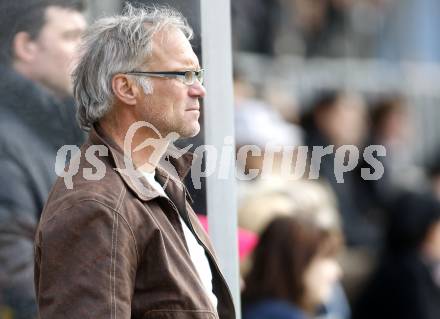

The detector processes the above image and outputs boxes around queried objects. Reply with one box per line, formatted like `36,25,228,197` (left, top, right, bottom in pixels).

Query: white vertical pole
200,0,241,317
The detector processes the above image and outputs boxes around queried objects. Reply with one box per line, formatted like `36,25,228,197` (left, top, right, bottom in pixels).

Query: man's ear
13,32,38,63
112,74,139,106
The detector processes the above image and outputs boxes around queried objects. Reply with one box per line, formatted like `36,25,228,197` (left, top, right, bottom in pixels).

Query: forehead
148,27,200,70
42,6,86,33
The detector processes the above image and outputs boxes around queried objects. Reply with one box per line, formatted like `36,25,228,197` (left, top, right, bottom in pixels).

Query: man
0,0,86,317
35,4,236,319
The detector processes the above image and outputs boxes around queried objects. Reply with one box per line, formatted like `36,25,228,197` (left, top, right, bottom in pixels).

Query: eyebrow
62,29,84,36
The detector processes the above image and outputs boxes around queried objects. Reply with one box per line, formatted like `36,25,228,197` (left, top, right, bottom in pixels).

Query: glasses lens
182,70,204,85
184,71,194,85
196,70,204,84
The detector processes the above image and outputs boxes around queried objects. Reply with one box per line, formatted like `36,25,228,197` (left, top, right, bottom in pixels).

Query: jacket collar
88,124,194,202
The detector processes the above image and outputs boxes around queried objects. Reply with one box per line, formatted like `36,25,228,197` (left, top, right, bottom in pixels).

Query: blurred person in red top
0,1,87,317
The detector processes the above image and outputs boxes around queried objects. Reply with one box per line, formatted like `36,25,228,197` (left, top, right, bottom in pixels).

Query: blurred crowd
234,74,440,319
232,0,390,58
0,0,440,319
231,1,440,318
232,0,440,61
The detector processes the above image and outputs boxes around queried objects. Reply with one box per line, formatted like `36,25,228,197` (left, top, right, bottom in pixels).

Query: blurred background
1,0,440,318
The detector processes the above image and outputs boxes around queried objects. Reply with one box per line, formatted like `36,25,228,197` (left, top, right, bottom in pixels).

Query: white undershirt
141,171,218,309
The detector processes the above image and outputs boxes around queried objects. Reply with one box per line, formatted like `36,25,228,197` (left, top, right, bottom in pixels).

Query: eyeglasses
124,69,204,86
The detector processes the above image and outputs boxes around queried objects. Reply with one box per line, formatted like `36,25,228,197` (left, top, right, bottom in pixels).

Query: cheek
170,90,190,112
305,258,341,304
37,45,72,75
429,224,440,259
43,35,78,63
55,42,78,67
434,228,440,247
66,42,82,68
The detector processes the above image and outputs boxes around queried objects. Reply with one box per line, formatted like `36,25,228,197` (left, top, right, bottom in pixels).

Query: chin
180,123,200,138
186,128,200,138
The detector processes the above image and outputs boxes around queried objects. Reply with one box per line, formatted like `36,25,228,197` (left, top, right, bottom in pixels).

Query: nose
188,80,206,98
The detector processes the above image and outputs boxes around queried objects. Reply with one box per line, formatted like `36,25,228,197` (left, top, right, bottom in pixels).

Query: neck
100,116,170,174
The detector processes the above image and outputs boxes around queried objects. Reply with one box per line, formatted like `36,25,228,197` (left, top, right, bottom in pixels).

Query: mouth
186,106,200,112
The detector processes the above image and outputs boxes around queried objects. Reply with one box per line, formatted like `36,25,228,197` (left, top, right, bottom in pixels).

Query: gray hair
73,3,193,131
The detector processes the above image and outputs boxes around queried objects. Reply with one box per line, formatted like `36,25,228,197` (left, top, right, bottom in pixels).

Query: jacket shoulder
43,144,129,219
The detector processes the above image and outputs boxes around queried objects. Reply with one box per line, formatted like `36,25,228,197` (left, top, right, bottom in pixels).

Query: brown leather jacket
34,126,236,319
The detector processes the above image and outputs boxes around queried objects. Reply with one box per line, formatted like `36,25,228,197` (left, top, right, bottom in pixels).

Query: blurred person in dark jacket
353,191,440,319
0,1,86,317
368,94,422,194
232,0,356,57
301,90,376,248
242,215,343,319
231,0,280,54
426,150,440,201
356,94,424,251
300,90,382,304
